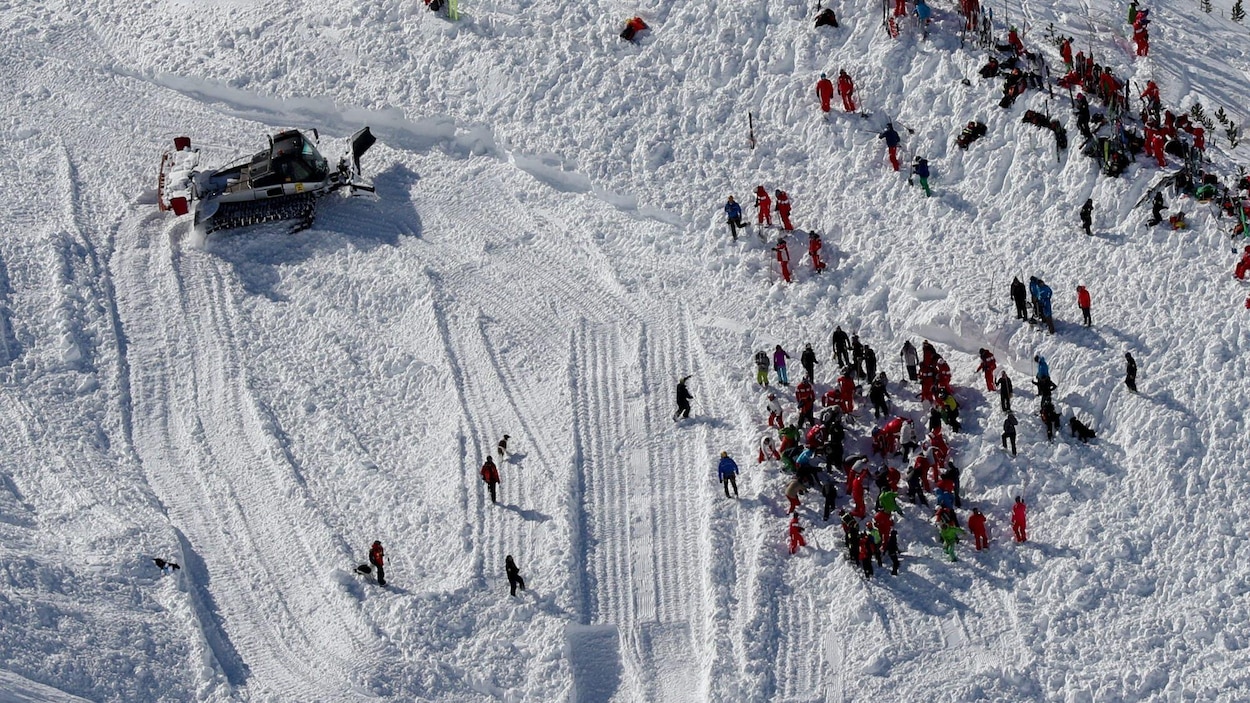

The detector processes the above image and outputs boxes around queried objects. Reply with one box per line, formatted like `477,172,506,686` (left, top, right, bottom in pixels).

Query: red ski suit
1011,500,1028,541
808,233,826,272
754,187,772,225
837,73,856,112
773,239,792,283
788,517,806,554
774,190,794,230
816,78,834,113
968,512,989,550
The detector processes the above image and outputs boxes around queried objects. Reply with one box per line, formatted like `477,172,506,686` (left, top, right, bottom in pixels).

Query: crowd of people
733,328,1045,576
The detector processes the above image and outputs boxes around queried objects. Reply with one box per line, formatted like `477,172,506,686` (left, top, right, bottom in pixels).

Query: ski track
121,217,386,701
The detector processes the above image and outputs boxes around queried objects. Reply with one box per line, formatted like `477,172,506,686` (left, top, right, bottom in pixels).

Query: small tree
1217,106,1231,126
1234,0,1246,23
1201,0,1213,12
1228,123,1241,149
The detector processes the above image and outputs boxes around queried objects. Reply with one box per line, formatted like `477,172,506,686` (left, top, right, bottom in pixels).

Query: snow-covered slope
1,0,1248,700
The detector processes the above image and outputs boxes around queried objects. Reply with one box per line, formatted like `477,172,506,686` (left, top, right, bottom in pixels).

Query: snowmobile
157,127,376,234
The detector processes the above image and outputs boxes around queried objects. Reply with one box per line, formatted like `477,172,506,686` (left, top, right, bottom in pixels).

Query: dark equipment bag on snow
355,564,373,575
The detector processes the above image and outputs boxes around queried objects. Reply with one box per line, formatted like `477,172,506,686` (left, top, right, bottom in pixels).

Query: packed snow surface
0,0,1248,700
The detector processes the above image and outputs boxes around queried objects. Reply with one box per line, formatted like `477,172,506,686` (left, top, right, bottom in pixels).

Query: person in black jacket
1001,412,1018,456
885,531,901,575
864,345,878,381
831,326,851,367
1148,192,1167,226
505,555,526,597
674,376,693,420
1124,352,1138,392
869,373,890,418
1011,277,1028,320
997,371,1014,412
1080,198,1094,236
801,344,818,382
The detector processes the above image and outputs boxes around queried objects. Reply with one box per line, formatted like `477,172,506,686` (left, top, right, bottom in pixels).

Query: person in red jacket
369,540,387,586
873,508,894,544
1133,11,1149,56
816,73,835,113
837,71,856,112
774,189,794,230
754,186,772,226
788,515,807,554
1011,496,1028,542
1076,285,1092,325
481,456,501,504
773,237,792,283
1235,246,1250,280
1140,80,1160,118
1007,26,1024,55
795,379,816,426
850,471,867,518
968,508,989,550
836,373,855,413
1060,36,1073,69
807,231,827,273
976,348,997,392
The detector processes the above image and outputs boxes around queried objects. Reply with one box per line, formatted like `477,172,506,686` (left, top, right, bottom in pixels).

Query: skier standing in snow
998,370,1013,412
754,186,772,226
774,189,794,231
968,508,990,550
869,373,891,418
773,345,792,386
481,456,501,503
505,555,526,596
369,540,387,587
1011,496,1028,541
674,375,694,420
767,393,784,428
879,123,902,171
899,418,918,461
900,340,918,381
1148,192,1167,227
911,157,932,197
837,70,857,112
816,73,835,113
1080,198,1093,236
754,350,770,386
1124,352,1138,393
864,344,878,381
976,348,997,391
1001,411,1018,456
788,515,807,554
1077,285,1092,326
822,479,838,521
851,334,866,378
1011,276,1028,320
800,343,819,382
773,237,793,283
724,196,746,240
885,530,901,575
717,451,740,498
939,522,964,562
831,326,851,368
807,231,827,273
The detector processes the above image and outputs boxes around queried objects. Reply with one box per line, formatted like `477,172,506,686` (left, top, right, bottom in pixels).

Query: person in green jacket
939,523,965,562
877,488,903,516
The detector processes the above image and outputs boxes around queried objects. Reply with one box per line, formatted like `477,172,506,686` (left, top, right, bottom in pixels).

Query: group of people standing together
733,326,1037,576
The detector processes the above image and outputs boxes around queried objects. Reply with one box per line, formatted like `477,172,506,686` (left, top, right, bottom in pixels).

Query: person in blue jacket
724,196,746,240
1034,354,1050,381
910,157,932,197
717,451,740,498
1037,281,1055,333
915,0,932,33
1027,276,1042,319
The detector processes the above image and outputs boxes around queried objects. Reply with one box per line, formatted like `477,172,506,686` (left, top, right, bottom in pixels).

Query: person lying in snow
620,16,649,41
